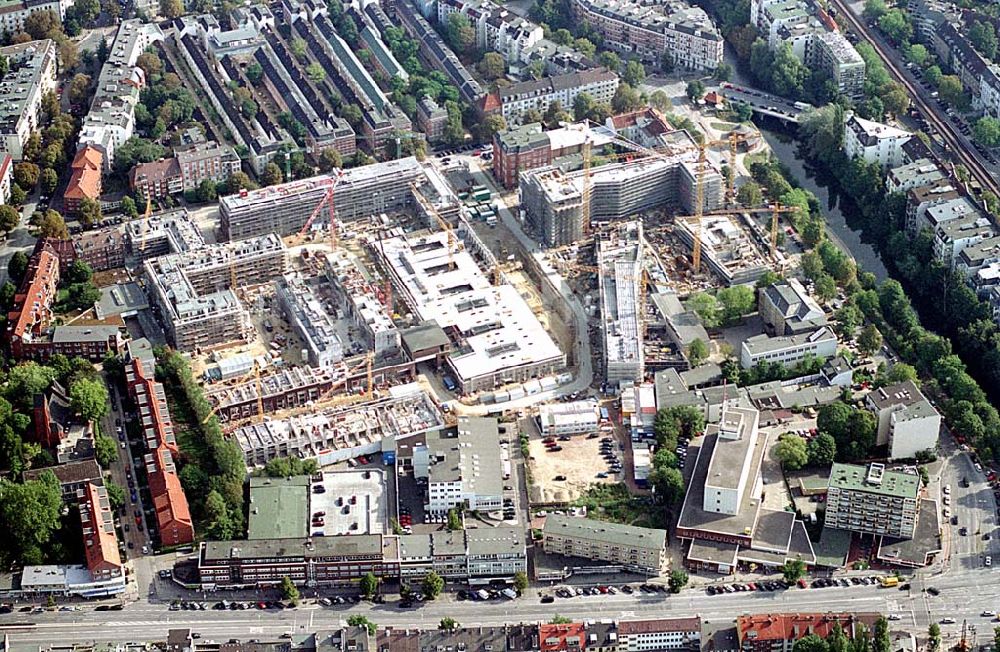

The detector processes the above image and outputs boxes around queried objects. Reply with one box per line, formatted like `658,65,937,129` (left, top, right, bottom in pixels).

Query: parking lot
311,470,387,536
527,433,624,504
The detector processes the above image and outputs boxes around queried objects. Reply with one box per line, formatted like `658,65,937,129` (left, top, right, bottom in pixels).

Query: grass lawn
573,483,667,529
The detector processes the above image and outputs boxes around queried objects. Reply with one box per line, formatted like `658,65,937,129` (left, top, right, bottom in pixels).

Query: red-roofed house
64,147,103,215
737,613,881,652
125,355,192,546
7,248,60,359
540,623,587,651
78,482,125,595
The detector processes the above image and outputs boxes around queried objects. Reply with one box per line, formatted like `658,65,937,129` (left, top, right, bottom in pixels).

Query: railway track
830,0,1000,198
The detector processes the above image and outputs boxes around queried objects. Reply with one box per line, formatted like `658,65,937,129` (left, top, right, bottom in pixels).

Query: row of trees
798,103,1000,462
648,406,704,506
155,348,248,539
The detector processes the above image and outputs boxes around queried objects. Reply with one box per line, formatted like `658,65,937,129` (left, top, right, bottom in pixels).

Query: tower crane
672,204,801,268
295,171,345,248
411,183,459,270
688,132,751,271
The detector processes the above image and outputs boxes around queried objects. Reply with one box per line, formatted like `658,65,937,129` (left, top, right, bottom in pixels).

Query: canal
757,125,890,282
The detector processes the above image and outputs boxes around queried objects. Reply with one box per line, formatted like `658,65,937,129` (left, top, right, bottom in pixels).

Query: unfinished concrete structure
219,158,425,241
125,209,205,260
376,231,565,393
205,365,339,422
600,221,645,386
230,383,444,466
143,234,287,351
324,251,400,357
275,272,344,368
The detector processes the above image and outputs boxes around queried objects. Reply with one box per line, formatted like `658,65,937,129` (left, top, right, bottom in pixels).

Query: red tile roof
80,482,122,575
737,613,881,645
65,147,103,202
8,249,60,348
148,446,194,546
539,623,587,651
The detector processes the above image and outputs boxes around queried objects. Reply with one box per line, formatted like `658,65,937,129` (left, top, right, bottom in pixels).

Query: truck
878,576,899,588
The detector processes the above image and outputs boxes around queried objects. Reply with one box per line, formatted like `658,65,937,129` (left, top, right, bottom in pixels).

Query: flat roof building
740,327,838,369
377,231,564,393
0,39,57,161
538,401,600,435
542,514,667,574
599,221,645,386
414,416,504,515
247,476,309,540
825,462,920,538
866,381,941,460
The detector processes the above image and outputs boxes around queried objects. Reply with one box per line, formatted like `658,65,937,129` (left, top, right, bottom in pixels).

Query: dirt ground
527,434,622,505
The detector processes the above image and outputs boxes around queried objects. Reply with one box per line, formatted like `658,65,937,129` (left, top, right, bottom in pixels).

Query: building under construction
376,231,565,393
518,154,723,247
599,221,646,386
230,383,444,467
676,213,772,285
205,365,339,423
274,271,345,368
125,208,205,260
143,234,288,351
218,157,425,241
324,251,400,357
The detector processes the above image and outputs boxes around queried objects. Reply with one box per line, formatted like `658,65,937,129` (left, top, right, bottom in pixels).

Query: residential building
542,514,667,574
758,278,827,335
649,291,710,370
957,234,1000,278
48,324,125,361
618,617,702,652
219,158,424,241
124,348,194,546
905,180,960,234
376,231,564,392
737,613,881,652
571,0,722,71
436,0,544,63
933,213,996,268
739,327,838,369
0,152,11,203
825,462,919,538
23,459,103,501
359,23,409,82
129,157,182,200
413,416,504,515
74,226,125,272
64,147,104,215
416,96,448,143
600,221,645,386
31,380,89,451
465,526,527,581
0,0,69,36
77,483,125,596
538,401,600,435
7,247,60,360
275,272,344,368
130,140,241,200
866,380,941,460
843,112,912,169
0,39,57,161
78,21,165,171
124,208,205,260
813,31,866,98
886,159,947,194
143,235,286,351
912,195,980,235
484,68,618,124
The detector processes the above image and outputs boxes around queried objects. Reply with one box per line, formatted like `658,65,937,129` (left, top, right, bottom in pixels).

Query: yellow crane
411,183,459,270
200,359,265,425
675,204,802,268
689,133,750,271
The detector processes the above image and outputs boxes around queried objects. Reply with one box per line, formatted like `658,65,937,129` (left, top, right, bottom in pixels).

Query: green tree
649,90,670,112
9,184,26,207
444,101,464,146
159,0,183,18
928,624,940,652
793,633,828,652
686,80,705,101
737,181,762,207
14,162,39,190
94,434,117,468
970,21,998,60
261,162,284,187
622,60,645,86
279,575,300,605
422,570,444,599
806,433,837,467
360,572,380,599
245,61,263,83
815,273,837,303
37,209,66,240
611,82,642,114
0,205,19,235
782,558,806,583
440,617,460,630
905,43,927,66
69,377,109,421
649,465,685,505
598,51,621,71
685,292,721,328
348,615,377,635
574,37,596,59
204,489,236,539
447,508,463,531
774,434,808,470
0,280,15,310
877,9,912,43
66,260,92,284
513,571,528,592
444,13,475,53
477,52,506,80
873,617,890,652
863,0,887,20
858,324,883,357
0,471,62,565
925,65,942,86
6,362,55,406
835,304,862,336
105,480,126,509
974,117,1000,147
688,338,709,366
67,282,101,310
717,285,756,324
78,197,102,226
550,615,572,624
938,75,969,110
668,569,688,593
883,363,918,384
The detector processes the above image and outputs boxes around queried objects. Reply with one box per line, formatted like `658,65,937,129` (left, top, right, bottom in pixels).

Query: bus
879,576,899,588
